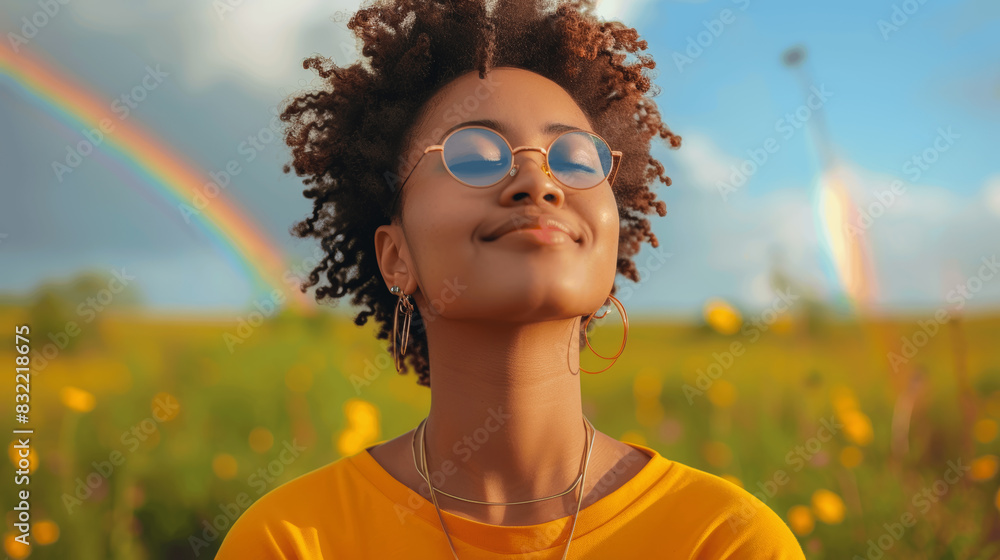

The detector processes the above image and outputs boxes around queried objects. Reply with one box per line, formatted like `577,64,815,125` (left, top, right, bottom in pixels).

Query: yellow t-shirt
215,441,806,559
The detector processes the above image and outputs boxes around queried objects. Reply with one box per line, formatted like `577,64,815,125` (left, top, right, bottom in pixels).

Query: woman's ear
374,224,418,295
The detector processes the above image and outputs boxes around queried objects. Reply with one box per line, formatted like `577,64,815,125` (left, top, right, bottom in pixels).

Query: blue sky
640,0,997,197
1,0,998,319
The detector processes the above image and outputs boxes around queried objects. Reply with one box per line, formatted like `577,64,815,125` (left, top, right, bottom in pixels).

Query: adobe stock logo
393,407,513,525
62,394,180,514
52,65,170,183
222,288,286,353
716,86,833,201
7,0,73,53
189,439,307,557
887,254,999,372
672,0,751,72
845,126,959,238
853,458,971,559
728,416,842,532
877,0,932,40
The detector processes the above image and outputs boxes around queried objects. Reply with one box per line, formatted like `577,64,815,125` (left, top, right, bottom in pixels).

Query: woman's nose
497,153,566,207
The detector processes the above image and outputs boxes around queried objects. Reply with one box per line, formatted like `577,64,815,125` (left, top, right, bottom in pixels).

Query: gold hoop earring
580,294,629,374
390,285,414,373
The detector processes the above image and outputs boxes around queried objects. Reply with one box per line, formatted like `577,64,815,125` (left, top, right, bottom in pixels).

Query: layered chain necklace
412,415,596,560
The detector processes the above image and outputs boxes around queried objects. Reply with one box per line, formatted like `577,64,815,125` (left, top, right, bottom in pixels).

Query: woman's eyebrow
437,119,584,142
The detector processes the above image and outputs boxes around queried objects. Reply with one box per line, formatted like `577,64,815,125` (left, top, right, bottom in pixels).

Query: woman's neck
421,316,591,505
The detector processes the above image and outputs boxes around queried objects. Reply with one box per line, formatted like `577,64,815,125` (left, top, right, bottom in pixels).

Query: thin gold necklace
410,420,588,505
416,415,596,560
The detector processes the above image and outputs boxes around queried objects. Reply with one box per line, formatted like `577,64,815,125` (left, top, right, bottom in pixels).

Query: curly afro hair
279,0,681,388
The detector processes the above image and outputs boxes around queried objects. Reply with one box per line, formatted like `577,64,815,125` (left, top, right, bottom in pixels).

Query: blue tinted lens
442,128,512,187
548,131,612,189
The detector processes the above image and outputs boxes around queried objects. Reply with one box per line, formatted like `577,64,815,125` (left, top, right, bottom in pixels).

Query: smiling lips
482,214,581,243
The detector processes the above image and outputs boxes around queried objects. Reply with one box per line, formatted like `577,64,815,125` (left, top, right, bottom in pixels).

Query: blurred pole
781,46,836,171
782,45,913,451
948,316,976,461
781,44,877,314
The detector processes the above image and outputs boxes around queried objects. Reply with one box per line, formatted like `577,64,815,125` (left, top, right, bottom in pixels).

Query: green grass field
2,299,999,559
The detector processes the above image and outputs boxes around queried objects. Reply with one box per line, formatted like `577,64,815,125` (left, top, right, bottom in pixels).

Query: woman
217,0,807,558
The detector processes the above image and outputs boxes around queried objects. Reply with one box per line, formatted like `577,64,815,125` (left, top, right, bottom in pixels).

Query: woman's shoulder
213,452,362,559
251,451,360,511
640,452,806,559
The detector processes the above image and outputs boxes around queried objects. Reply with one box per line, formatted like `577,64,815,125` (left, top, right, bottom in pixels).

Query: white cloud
748,272,774,307
819,162,1000,310
195,0,357,89
593,0,659,22
69,0,361,93
660,152,1000,312
717,188,820,308
66,0,663,94
834,162,962,258
666,131,741,192
985,174,1000,217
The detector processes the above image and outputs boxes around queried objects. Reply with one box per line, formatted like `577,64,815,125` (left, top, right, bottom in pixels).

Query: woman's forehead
413,69,592,142
437,118,588,143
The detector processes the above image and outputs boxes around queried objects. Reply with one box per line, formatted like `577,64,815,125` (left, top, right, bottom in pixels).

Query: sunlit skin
369,67,650,527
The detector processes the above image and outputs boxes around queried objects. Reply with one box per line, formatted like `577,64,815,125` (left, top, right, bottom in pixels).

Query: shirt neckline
348,439,674,553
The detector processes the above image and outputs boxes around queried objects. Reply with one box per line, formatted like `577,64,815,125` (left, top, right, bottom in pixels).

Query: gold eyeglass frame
390,125,623,213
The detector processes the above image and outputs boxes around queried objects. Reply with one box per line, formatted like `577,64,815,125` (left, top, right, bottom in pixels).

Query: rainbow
0,44,312,313
813,161,879,313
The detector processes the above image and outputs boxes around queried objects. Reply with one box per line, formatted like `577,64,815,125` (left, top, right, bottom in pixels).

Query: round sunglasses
390,125,622,211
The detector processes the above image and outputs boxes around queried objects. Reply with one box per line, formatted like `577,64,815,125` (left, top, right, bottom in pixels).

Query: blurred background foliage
1,268,999,559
